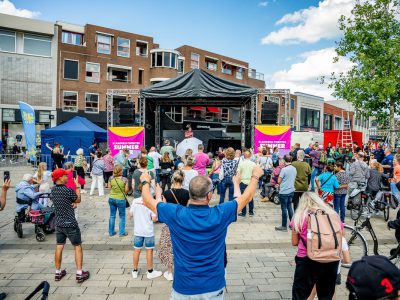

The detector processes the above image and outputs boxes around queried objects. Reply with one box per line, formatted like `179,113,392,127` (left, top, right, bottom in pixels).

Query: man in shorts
51,168,89,283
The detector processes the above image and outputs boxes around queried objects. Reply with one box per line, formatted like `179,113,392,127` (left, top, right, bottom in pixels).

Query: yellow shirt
238,159,256,185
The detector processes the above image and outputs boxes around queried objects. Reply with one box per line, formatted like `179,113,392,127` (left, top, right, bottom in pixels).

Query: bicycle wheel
343,224,368,268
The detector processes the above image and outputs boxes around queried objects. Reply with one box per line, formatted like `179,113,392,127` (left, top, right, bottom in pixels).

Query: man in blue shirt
140,166,263,299
374,145,385,163
382,148,394,175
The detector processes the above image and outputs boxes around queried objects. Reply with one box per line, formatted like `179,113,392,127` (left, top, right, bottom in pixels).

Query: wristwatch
141,181,149,186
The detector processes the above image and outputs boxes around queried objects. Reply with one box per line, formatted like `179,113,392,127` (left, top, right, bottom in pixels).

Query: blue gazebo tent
40,116,107,156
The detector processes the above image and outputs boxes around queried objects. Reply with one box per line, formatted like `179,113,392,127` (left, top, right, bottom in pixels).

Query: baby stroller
14,193,56,242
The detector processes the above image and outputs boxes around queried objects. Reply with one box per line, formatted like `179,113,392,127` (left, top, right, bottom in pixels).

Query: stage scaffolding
106,88,290,148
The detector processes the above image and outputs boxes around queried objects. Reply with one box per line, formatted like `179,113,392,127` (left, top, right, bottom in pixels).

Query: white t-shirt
182,169,199,190
130,197,156,237
148,151,162,170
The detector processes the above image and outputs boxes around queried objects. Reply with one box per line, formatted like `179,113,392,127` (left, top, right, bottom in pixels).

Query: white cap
23,174,33,182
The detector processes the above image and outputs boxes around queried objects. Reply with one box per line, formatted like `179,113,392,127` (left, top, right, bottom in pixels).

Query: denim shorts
133,235,155,249
171,288,224,300
56,226,82,246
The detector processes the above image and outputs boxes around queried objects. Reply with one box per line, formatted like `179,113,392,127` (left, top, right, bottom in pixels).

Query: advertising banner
18,101,36,161
254,125,291,155
108,127,144,158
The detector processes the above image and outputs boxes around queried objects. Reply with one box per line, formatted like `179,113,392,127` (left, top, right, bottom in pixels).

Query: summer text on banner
254,125,291,155
108,127,144,158
19,101,36,161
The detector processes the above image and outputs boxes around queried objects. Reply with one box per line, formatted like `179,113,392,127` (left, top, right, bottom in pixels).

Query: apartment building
295,92,325,132
0,13,58,149
57,22,159,127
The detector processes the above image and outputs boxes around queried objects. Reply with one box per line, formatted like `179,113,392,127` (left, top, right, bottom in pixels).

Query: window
191,53,200,69
334,117,342,130
290,117,295,128
64,60,79,80
156,52,163,66
290,98,295,110
222,62,232,75
178,59,184,74
136,41,148,57
236,67,243,80
108,68,130,82
138,69,143,85
324,114,333,130
2,109,15,122
221,108,229,122
165,106,183,123
171,53,176,68
117,37,130,57
61,31,83,45
23,33,51,56
63,91,78,112
0,30,16,52
85,62,100,83
164,52,171,67
151,51,177,68
97,34,111,54
39,111,51,123
300,108,320,131
85,93,99,113
205,59,217,71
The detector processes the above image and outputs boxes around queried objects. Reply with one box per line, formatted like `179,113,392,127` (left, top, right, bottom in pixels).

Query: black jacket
388,208,400,242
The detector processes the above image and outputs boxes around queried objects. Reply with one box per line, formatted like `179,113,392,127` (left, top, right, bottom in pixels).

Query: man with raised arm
139,166,263,300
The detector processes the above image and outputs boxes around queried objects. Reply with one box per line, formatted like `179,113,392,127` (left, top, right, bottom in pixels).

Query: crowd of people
4,138,400,300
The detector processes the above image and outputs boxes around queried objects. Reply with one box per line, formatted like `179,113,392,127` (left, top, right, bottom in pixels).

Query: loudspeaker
261,102,278,124
119,101,134,124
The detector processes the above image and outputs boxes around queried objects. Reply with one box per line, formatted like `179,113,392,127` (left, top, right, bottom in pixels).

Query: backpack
318,151,327,164
305,209,342,263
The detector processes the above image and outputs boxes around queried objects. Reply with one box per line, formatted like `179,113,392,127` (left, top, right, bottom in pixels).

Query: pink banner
108,127,144,158
254,125,291,155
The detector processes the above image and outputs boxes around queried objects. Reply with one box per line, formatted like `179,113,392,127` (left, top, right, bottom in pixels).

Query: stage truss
106,88,290,148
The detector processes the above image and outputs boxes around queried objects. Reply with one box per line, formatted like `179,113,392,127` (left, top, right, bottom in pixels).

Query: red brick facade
323,103,354,130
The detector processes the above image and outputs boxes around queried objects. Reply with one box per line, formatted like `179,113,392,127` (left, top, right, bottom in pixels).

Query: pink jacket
66,169,85,192
271,165,284,186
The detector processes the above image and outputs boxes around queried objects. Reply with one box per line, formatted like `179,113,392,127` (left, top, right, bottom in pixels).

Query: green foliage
329,0,400,123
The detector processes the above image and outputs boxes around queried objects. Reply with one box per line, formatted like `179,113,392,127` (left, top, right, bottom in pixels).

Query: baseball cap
52,169,67,182
346,255,400,300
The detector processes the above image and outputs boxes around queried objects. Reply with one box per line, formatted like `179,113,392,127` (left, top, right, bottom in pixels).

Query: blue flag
19,101,36,161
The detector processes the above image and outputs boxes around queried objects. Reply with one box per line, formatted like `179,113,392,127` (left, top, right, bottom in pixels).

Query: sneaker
275,226,288,232
238,213,246,217
336,273,341,285
132,270,139,279
163,271,173,281
55,269,67,281
76,271,90,283
80,190,87,194
249,212,254,217
146,270,162,279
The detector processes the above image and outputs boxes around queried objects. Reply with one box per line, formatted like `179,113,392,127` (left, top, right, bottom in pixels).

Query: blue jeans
155,169,160,183
219,176,234,204
334,194,346,222
122,168,128,178
211,173,221,194
310,167,322,191
240,183,253,215
390,182,400,201
279,192,294,228
108,198,126,236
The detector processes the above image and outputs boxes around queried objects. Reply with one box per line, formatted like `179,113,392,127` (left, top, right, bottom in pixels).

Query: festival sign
108,127,144,158
19,101,37,161
254,125,291,155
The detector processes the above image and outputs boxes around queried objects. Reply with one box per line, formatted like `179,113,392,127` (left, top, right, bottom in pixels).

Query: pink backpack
306,209,342,263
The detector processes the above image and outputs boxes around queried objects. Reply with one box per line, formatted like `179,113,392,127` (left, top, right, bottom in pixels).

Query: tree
329,0,400,148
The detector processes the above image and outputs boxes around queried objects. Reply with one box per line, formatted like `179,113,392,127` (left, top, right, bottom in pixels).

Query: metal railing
249,70,264,81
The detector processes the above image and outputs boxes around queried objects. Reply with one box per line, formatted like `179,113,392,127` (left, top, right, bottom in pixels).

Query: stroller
14,193,56,242
260,170,280,205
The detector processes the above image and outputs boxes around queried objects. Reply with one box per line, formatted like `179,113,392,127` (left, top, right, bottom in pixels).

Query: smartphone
4,171,10,182
73,170,77,179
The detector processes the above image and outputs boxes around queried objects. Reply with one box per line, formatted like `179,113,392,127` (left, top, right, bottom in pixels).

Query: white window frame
290,98,295,110
23,33,52,57
236,67,243,80
62,91,78,112
191,53,200,69
221,63,232,75
85,92,99,114
97,33,112,54
64,59,79,80
205,59,217,71
136,40,148,57
85,62,100,83
0,30,16,53
39,111,51,123
117,37,130,57
61,31,84,46
108,67,131,83
178,58,185,74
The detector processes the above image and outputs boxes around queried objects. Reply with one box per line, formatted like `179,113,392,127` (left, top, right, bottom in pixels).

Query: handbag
113,178,130,208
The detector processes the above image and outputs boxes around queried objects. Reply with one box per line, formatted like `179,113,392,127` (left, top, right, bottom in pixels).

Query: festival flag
18,101,37,161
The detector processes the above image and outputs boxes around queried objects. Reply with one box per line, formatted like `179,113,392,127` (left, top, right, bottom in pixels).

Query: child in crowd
130,184,162,280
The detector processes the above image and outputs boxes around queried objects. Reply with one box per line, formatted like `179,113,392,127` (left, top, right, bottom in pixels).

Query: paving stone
55,287,87,294
84,287,115,294
244,291,281,299
114,287,146,294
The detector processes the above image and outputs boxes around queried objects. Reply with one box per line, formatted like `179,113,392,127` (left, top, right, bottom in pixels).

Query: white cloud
270,47,353,100
259,1,268,7
262,0,354,45
0,0,39,18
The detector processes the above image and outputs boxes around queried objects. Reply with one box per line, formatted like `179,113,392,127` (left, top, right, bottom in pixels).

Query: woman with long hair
181,156,198,190
159,152,174,192
74,148,87,192
209,152,224,193
333,162,349,222
158,170,190,281
33,162,52,206
219,147,238,204
90,151,105,196
291,192,342,299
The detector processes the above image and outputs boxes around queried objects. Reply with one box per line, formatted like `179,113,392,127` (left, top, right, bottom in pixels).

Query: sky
0,0,355,100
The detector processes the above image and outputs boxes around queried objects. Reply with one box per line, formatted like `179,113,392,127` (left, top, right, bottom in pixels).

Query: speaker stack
261,101,278,124
119,101,135,125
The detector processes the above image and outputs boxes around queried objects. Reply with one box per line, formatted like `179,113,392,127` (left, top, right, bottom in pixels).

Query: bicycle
343,215,400,268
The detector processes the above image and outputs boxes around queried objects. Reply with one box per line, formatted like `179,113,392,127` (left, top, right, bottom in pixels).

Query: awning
207,107,220,113
107,64,132,70
221,60,248,69
190,106,205,111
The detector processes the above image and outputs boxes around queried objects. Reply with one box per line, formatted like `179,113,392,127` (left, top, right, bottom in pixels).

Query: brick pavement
0,167,398,299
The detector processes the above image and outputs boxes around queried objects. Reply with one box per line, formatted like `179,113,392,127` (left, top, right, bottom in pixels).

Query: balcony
249,69,264,81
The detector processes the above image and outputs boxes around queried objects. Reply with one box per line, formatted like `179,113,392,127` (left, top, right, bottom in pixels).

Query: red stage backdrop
323,130,363,149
